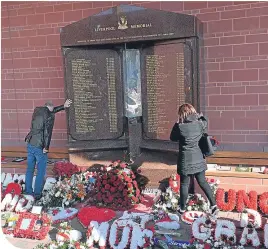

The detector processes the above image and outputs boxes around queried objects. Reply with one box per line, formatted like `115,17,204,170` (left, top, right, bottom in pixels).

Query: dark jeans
25,143,48,197
180,171,216,210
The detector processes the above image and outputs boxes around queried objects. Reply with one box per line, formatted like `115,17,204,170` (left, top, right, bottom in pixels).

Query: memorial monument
61,5,203,182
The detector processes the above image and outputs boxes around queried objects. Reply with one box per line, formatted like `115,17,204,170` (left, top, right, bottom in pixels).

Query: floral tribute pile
37,170,95,208
216,188,268,215
89,161,144,210
53,161,80,178
157,174,219,212
191,209,268,249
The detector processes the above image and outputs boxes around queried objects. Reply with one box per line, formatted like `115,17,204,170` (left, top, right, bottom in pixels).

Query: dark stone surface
60,5,202,47
64,48,124,141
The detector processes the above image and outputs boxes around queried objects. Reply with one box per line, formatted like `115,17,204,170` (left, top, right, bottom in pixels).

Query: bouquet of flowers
37,171,95,208
156,177,219,212
53,161,80,178
90,160,143,209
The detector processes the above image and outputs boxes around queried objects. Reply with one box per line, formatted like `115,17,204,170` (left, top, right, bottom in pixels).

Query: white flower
65,201,69,206
55,191,61,197
187,206,192,211
171,198,178,204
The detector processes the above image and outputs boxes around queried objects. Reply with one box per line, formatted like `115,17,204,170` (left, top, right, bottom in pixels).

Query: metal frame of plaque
61,5,203,155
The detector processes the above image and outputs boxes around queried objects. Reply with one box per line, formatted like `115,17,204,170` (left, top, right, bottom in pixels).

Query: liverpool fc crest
118,16,128,30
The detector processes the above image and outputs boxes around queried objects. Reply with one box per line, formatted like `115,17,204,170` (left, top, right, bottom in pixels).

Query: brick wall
2,1,268,151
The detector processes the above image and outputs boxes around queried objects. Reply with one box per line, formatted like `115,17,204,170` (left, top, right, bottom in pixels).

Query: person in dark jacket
25,99,72,199
170,103,218,215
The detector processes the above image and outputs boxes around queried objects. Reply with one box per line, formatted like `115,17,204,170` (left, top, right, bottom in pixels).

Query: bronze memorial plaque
64,48,123,140
141,42,193,141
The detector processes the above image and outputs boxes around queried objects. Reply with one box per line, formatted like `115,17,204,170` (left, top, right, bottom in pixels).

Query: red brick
1,17,9,28
27,14,45,25
221,86,245,94
221,9,246,20
220,61,244,70
246,134,268,143
49,78,64,88
29,36,47,46
92,1,113,8
221,110,245,118
13,58,31,69
20,50,38,58
204,37,219,46
259,118,268,130
2,100,18,109
72,2,93,9
208,45,232,58
39,70,58,78
54,3,73,12
17,7,35,16
246,60,268,69
22,72,40,79
197,12,220,22
209,70,232,82
19,29,37,37
263,179,268,186
209,95,233,106
42,91,60,99
222,134,246,142
9,16,27,26
1,59,13,70
184,1,207,10
259,68,268,80
37,27,55,36
45,12,64,24
234,94,259,106
246,85,268,94
246,33,268,43
219,183,247,192
259,94,268,105
161,1,183,11
1,79,14,89
82,8,103,17
2,119,19,129
234,117,258,130
206,62,219,70
247,7,268,17
206,86,220,94
260,16,268,29
10,30,19,38
31,58,48,68
46,34,60,46
233,43,258,57
209,117,233,130
259,42,268,55
208,19,233,33
140,2,161,10
32,78,50,88
39,49,57,57
233,17,260,31
233,69,258,81
225,3,251,11
11,37,28,48
48,56,62,68
208,1,233,7
35,5,54,14
64,10,83,22
14,79,32,89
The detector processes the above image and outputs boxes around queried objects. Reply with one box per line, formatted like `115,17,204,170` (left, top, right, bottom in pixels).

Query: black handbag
199,133,215,157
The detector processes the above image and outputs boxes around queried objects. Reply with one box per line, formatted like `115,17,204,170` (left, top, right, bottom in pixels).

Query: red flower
102,180,107,185
103,175,107,179
188,200,195,206
204,243,211,249
105,184,111,190
101,188,105,193
216,188,236,211
120,163,127,168
236,190,257,212
127,183,133,189
259,192,268,215
123,189,128,196
52,209,59,215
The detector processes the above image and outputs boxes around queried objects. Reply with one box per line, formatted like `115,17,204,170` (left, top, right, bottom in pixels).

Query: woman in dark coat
170,103,218,215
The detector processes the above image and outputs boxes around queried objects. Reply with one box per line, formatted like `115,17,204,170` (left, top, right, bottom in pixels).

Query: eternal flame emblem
118,16,128,30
